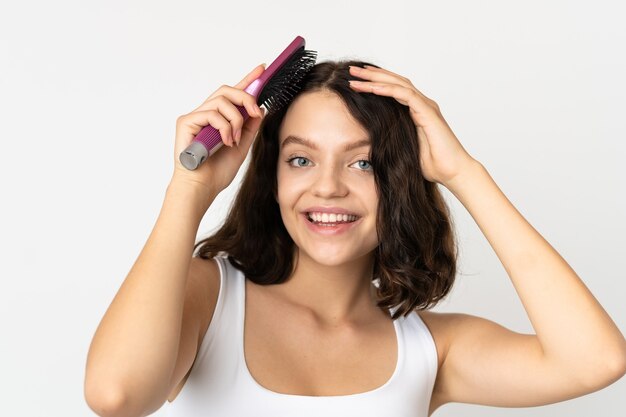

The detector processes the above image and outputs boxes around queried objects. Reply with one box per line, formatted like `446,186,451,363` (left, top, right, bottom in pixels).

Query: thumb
234,63,266,90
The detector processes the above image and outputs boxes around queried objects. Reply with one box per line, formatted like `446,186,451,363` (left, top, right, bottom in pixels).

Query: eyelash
285,156,373,171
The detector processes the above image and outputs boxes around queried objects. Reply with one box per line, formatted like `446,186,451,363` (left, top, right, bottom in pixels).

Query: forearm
445,161,626,379
85,182,215,414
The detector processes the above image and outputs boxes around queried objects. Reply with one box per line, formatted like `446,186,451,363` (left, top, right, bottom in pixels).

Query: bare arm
345,64,626,409
84,181,215,417
83,64,266,417
435,161,626,407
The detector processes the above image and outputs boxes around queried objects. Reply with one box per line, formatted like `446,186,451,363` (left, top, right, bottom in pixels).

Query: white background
1,0,624,415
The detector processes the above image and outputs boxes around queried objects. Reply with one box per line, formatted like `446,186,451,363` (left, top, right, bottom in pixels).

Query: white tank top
164,254,438,416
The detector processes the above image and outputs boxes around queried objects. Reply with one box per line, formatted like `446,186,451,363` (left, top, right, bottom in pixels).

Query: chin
300,244,372,267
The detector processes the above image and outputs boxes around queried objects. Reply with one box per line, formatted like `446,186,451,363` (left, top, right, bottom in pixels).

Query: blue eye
353,160,373,171
287,156,311,167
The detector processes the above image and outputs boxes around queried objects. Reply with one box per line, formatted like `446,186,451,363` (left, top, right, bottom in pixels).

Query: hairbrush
179,35,317,170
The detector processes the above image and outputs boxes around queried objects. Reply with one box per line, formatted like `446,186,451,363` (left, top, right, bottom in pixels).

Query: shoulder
166,256,222,403
181,256,224,361
415,310,475,412
415,310,453,371
188,256,222,334
191,255,221,282
415,310,495,369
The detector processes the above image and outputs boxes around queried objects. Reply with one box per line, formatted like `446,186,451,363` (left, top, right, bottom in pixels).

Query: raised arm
348,63,626,408
84,64,267,416
84,182,216,416
430,161,626,407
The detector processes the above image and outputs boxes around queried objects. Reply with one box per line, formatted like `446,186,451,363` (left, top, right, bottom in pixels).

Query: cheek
276,173,305,215
277,168,309,196
362,179,379,207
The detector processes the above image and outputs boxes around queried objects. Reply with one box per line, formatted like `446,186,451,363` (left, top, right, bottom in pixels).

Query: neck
271,248,382,326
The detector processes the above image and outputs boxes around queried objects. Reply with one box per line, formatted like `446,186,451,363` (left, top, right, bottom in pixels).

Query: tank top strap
399,310,439,397
188,255,244,390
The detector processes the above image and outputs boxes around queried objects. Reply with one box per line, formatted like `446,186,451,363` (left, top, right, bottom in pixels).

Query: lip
300,212,361,236
301,206,360,216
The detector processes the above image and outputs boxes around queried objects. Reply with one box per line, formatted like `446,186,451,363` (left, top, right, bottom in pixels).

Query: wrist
168,175,217,200
165,179,217,217
441,158,486,194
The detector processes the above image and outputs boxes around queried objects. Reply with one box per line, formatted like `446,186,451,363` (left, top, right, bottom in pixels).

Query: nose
311,165,349,198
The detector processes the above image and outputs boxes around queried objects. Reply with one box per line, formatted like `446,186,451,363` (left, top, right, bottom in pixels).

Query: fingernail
255,105,263,117
234,129,241,145
349,65,361,72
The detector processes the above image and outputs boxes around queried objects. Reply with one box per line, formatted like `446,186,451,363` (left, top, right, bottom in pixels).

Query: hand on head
348,65,477,187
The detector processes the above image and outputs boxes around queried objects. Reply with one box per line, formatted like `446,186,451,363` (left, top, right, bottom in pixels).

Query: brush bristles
258,48,318,115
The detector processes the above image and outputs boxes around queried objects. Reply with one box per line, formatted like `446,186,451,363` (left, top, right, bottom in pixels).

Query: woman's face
276,90,379,267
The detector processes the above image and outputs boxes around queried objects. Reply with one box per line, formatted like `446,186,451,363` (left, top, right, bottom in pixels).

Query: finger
363,64,415,86
193,85,263,120
208,96,247,146
192,64,266,112
349,81,439,124
178,109,235,149
349,65,433,104
236,109,264,153
349,65,414,90
234,63,266,89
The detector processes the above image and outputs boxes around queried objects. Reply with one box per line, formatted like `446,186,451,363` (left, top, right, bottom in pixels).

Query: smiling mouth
305,212,360,225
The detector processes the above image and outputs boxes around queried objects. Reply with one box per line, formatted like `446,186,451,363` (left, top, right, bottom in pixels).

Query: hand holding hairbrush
179,36,317,171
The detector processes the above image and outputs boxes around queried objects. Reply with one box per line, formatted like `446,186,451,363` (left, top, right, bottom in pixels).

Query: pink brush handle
195,104,250,154
179,104,250,170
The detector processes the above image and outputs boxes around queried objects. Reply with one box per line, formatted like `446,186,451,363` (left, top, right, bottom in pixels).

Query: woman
85,60,626,417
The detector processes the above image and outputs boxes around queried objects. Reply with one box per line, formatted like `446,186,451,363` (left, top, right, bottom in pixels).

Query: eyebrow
280,135,371,152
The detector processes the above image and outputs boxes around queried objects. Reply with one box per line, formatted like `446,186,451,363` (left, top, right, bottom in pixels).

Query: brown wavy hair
193,59,458,319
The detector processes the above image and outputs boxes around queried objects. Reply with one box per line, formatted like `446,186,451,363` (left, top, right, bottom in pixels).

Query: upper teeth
308,212,358,223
